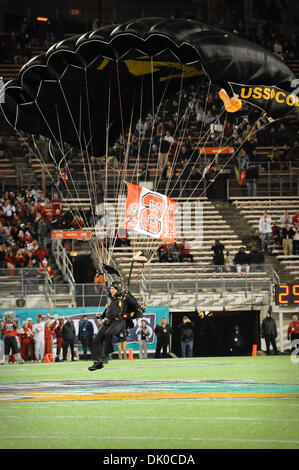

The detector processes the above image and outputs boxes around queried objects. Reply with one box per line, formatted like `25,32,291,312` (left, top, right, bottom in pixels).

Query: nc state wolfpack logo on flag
123,182,177,243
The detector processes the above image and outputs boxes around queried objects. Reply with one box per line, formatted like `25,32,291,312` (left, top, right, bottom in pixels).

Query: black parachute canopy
0,17,296,158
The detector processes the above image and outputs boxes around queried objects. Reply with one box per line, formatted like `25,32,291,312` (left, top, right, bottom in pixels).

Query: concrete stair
215,201,296,284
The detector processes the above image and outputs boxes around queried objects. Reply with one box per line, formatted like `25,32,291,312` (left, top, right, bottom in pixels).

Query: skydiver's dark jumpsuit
92,291,144,362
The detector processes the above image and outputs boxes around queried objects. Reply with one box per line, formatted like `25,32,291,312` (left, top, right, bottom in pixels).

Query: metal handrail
51,238,75,285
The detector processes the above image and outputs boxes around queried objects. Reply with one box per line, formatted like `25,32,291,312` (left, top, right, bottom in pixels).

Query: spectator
27,317,35,360
139,164,151,182
211,239,225,266
116,328,128,360
54,317,64,362
280,209,292,228
287,314,299,352
158,243,169,262
157,136,171,174
233,246,249,273
44,320,53,356
259,210,272,251
33,313,45,362
281,222,295,256
271,221,282,247
38,259,55,281
20,320,34,362
78,315,94,360
224,250,234,271
245,163,259,196
154,317,172,358
36,214,51,248
178,316,195,358
229,324,244,355
178,239,194,263
248,245,265,272
136,319,151,359
261,310,278,355
61,316,76,361
292,210,299,226
168,242,180,262
293,223,299,254
161,159,174,187
50,192,63,215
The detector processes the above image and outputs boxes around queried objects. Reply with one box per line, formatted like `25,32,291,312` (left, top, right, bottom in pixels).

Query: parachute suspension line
115,58,126,147
52,92,101,263
175,107,228,200
166,82,218,200
152,66,191,194
135,77,145,187
108,105,136,265
145,60,172,195
26,133,96,259
28,100,96,237
52,88,103,269
182,113,248,203
160,68,193,195
83,67,94,158
81,68,108,267
197,115,273,201
144,79,209,269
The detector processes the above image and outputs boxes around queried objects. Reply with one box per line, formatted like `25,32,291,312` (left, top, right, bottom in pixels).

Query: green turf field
0,356,298,450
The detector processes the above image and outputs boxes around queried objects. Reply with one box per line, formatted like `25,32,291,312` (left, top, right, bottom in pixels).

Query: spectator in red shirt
71,215,84,228
33,243,49,261
20,321,34,361
15,249,26,267
41,201,54,222
178,239,194,263
38,259,55,280
27,317,36,360
50,192,63,215
44,321,53,355
292,210,299,226
287,314,299,352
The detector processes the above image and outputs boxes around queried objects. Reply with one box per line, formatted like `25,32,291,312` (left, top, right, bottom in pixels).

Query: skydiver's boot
88,361,104,371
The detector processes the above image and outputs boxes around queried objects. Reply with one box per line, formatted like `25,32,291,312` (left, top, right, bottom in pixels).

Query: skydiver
88,281,145,371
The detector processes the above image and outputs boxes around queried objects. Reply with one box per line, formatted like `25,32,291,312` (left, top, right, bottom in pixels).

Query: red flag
122,182,177,243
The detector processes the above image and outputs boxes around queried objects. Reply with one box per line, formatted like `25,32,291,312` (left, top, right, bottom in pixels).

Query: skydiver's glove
136,304,146,318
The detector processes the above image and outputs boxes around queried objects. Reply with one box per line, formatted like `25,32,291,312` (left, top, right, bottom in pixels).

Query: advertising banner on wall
0,306,169,353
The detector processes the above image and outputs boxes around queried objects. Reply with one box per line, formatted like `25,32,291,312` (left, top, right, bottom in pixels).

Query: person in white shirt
33,314,45,361
259,210,272,251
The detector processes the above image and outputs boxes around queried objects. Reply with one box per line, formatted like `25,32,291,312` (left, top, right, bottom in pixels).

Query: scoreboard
275,284,299,305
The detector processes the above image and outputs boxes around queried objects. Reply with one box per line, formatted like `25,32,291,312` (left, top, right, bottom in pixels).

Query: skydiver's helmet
110,281,123,293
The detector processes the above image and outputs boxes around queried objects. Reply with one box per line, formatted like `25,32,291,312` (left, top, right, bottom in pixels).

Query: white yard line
1,415,299,422
1,435,299,444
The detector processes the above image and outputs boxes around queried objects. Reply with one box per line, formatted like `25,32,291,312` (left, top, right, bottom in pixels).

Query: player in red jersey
0,312,24,364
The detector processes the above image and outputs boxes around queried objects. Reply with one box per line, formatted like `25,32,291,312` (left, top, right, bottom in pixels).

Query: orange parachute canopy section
219,88,242,113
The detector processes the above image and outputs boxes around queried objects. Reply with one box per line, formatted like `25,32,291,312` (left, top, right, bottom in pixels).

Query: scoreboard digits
275,284,299,305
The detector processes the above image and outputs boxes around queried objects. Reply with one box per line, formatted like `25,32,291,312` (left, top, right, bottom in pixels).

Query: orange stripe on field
2,392,299,402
